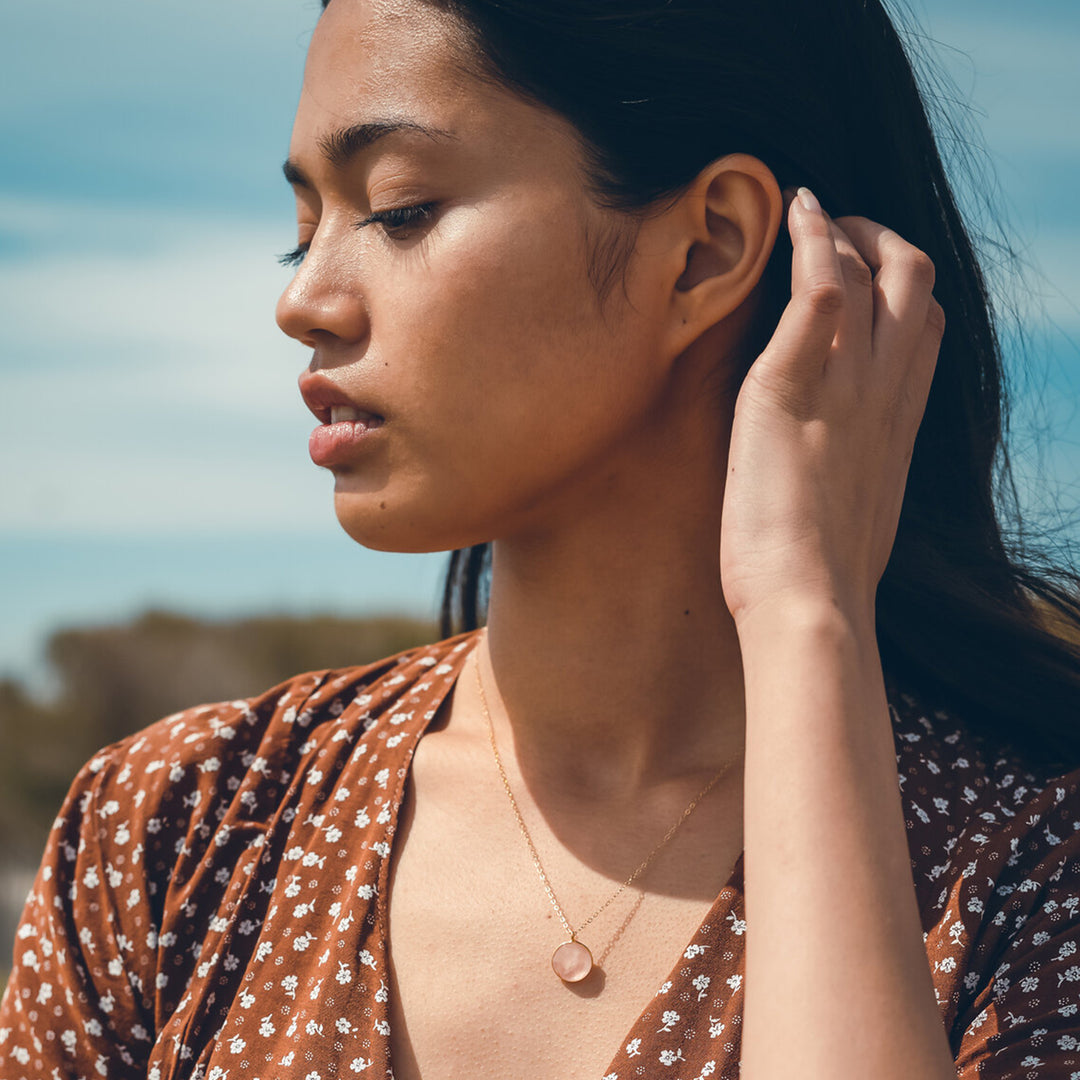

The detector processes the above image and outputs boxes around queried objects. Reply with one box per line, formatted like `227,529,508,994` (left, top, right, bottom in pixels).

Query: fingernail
797,186,822,215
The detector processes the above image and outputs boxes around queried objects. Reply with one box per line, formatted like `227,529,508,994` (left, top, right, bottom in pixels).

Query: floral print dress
2,629,1079,1079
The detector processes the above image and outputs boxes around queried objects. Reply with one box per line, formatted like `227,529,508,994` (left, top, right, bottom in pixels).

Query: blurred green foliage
0,611,438,866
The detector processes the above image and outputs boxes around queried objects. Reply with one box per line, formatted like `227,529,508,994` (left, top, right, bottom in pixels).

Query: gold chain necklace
472,642,738,983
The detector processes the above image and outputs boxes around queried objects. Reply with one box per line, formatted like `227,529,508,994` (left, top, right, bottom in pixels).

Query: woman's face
276,0,684,553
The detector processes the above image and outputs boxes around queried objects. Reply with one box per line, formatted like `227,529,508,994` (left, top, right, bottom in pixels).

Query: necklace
473,641,739,984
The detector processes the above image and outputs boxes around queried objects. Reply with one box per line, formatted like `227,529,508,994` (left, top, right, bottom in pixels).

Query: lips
298,371,386,467
298,371,385,427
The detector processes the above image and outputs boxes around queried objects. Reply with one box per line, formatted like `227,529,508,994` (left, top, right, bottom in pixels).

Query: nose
275,241,369,349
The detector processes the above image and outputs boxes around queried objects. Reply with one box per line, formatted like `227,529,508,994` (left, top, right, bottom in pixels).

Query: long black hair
321,0,1080,772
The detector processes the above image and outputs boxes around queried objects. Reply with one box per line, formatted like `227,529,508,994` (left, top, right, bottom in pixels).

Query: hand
719,188,945,627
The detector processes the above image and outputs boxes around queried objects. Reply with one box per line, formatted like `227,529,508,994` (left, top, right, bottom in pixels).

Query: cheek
386,204,634,422
341,203,660,550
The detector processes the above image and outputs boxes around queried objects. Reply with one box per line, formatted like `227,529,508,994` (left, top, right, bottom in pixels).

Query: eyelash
277,203,438,268
356,202,437,236
278,245,308,269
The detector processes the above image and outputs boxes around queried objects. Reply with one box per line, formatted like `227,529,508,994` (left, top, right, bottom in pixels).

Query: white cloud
0,196,331,534
0,196,295,363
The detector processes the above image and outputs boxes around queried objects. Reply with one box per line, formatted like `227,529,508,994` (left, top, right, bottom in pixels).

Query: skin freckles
0,3,1035,1078
276,0,784,568
276,0,784,802
287,5,958,1078
278,0,685,555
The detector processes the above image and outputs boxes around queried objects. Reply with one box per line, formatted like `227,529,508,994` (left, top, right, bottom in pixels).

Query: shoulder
889,692,1080,1069
0,633,479,1071
39,630,481,906
76,629,479,805
889,689,1080,911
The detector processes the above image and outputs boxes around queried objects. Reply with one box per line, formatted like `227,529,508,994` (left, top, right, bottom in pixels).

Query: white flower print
5,638,1080,1080
657,1010,680,1033
1058,965,1080,987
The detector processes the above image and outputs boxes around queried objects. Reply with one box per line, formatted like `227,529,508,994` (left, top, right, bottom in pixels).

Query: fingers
907,295,945,424
767,190,944,421
833,215,942,415
775,188,847,373
826,217,874,371
833,216,938,358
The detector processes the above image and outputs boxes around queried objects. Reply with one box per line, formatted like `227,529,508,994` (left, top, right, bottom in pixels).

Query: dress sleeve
953,771,1080,1078
0,742,158,1080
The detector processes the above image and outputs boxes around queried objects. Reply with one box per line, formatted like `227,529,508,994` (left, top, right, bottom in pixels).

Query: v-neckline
375,632,746,1080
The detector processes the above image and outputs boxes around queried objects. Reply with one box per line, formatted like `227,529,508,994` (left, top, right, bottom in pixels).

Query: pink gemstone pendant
551,939,594,983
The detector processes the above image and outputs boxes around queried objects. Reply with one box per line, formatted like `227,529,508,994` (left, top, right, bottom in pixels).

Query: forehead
297,0,479,138
290,0,592,204
308,0,468,100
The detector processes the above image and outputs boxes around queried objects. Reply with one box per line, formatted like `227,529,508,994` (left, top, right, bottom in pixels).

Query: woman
3,1,1080,1077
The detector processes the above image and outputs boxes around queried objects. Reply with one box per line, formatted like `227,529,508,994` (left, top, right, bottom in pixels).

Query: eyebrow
282,119,458,188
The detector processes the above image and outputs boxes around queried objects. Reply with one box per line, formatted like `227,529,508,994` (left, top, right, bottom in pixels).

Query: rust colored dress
2,629,1080,1079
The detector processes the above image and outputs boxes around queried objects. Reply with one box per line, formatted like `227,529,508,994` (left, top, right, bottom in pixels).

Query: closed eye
278,202,437,267
355,202,437,239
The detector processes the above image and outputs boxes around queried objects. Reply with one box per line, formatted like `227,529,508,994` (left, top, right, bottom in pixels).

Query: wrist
732,592,877,647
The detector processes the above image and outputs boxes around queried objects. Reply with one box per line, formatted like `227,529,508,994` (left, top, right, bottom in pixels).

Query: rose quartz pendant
551,939,594,982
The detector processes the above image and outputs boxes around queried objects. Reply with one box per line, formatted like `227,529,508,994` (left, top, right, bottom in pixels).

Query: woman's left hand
719,189,945,628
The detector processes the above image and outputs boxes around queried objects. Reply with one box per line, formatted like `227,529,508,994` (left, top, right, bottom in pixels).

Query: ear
655,154,783,360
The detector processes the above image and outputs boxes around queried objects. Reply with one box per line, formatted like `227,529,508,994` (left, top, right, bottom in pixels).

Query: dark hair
321,0,1080,772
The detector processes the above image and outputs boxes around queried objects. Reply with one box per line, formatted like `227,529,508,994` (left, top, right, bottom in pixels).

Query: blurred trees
0,611,437,866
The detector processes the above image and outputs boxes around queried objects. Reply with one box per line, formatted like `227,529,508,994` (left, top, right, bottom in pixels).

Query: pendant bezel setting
551,938,594,982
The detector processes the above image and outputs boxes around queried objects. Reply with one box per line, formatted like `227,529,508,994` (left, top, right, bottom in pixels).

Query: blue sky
1,0,1078,688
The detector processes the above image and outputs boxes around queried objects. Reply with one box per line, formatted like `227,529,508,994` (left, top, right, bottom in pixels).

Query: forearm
736,600,956,1080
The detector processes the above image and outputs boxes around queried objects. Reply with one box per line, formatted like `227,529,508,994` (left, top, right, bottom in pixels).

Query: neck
463,397,747,802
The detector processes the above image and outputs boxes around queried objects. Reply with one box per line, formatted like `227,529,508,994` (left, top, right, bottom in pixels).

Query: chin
332,490,479,556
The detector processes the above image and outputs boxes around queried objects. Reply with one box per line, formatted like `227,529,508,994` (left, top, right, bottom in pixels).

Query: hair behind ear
426,0,1080,773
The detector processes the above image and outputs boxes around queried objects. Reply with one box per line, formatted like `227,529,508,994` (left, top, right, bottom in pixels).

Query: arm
737,604,955,1078
722,189,955,1078
0,746,157,1080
